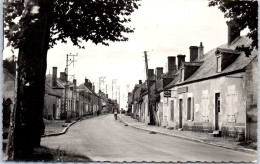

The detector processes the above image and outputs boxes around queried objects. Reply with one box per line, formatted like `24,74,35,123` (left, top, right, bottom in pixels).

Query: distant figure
113,105,118,120
97,110,100,116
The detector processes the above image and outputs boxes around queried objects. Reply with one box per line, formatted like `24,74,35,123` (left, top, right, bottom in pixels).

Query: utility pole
117,86,121,116
112,79,116,99
99,76,106,93
144,51,154,125
64,53,78,119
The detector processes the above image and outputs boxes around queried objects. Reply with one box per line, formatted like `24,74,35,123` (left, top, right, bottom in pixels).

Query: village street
41,115,256,162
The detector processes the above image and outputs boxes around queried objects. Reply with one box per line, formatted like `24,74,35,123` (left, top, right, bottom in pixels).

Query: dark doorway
179,99,183,128
215,93,220,130
53,104,56,120
170,100,174,121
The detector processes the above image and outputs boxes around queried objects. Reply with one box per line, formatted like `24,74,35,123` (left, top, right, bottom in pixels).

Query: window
227,86,236,122
202,90,209,122
187,98,191,120
170,100,174,121
217,56,221,72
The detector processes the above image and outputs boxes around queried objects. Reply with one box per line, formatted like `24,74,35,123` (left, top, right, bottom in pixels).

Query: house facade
128,22,258,141
44,67,106,120
162,33,258,140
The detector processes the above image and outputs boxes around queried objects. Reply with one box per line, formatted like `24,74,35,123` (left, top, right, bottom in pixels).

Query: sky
3,0,246,110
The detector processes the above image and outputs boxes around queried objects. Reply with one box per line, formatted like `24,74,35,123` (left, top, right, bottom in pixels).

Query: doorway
53,104,56,120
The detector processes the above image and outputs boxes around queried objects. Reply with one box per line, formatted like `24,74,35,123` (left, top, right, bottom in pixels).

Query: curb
42,114,102,138
41,120,78,138
120,117,257,155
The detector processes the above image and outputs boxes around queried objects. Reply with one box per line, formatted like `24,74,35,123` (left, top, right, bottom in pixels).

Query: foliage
209,0,258,56
4,0,141,49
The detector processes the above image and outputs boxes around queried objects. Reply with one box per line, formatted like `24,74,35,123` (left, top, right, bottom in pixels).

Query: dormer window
180,62,202,82
215,48,240,73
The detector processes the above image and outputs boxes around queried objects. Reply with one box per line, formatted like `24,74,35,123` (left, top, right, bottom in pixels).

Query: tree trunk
13,0,52,160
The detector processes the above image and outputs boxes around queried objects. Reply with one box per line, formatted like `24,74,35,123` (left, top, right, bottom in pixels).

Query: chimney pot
198,42,204,60
167,56,177,75
148,69,154,79
92,83,95,92
84,79,89,87
189,46,199,62
60,72,66,81
155,67,163,80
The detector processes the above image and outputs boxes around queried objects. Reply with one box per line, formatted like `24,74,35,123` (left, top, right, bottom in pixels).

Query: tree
209,0,258,56
4,0,140,160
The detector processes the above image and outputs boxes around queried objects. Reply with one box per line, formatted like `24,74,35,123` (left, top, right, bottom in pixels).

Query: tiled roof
45,83,62,97
46,74,65,89
77,84,93,93
165,36,257,88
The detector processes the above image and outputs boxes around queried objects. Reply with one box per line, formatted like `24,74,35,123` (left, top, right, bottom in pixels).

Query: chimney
155,67,163,80
92,83,95,92
168,56,177,75
227,20,240,45
52,67,57,87
60,72,66,81
88,82,93,90
148,69,154,79
73,79,77,91
177,54,186,69
139,80,142,84
189,46,198,62
198,42,204,59
84,79,89,87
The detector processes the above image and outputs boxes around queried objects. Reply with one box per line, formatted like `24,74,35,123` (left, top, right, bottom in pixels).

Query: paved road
41,114,257,162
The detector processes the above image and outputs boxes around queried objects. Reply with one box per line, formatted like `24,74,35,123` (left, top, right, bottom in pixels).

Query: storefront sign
177,86,188,94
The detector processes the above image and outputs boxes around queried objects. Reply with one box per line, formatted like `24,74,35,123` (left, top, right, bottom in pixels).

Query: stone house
44,82,61,119
163,24,257,141
45,67,81,119
78,78,100,115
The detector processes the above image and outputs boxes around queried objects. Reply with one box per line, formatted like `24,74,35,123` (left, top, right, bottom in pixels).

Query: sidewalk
42,115,98,137
120,115,257,155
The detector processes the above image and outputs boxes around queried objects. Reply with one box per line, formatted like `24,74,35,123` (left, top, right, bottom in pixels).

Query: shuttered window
170,100,174,121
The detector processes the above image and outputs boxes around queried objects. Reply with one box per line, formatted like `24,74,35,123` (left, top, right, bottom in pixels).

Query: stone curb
120,117,257,155
41,114,102,138
41,120,78,137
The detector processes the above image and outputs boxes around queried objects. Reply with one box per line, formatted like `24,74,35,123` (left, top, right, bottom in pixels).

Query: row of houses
44,67,117,120
127,21,258,142
3,61,118,122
